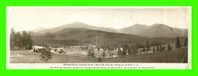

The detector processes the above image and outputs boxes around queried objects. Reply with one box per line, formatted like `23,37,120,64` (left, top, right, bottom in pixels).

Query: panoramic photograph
7,7,190,64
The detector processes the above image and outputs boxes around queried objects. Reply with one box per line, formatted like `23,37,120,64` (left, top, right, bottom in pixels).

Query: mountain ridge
120,23,187,38
32,22,188,38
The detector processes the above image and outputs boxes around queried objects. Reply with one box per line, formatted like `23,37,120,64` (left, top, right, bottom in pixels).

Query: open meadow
10,47,187,63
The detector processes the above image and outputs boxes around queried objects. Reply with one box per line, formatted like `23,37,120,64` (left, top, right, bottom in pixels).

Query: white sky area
7,7,191,32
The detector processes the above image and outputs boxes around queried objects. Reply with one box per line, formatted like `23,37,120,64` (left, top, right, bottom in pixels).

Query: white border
6,6,192,69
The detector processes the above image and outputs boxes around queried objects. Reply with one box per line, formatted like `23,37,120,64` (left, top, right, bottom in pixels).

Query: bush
39,48,52,62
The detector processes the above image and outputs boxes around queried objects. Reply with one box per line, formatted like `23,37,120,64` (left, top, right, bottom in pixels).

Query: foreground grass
10,48,187,63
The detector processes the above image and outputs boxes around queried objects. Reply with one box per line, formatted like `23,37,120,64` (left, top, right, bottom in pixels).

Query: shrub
39,48,52,62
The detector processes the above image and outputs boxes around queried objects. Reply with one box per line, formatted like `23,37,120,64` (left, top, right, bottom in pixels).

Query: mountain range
30,22,188,47
33,22,188,38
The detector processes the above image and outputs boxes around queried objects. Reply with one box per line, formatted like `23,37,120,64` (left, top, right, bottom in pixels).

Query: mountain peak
69,21,88,25
120,23,187,38
34,21,117,34
150,24,173,31
151,24,169,27
62,21,91,28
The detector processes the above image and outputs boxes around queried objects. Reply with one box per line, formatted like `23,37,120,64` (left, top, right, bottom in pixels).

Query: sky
7,7,191,32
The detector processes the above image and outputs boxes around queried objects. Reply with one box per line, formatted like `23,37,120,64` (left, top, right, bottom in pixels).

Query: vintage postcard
7,6,191,69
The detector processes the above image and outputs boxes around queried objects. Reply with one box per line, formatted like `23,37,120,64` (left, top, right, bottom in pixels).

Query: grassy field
10,48,188,63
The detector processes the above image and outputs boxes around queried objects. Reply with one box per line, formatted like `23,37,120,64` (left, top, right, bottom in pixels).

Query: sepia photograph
7,7,191,69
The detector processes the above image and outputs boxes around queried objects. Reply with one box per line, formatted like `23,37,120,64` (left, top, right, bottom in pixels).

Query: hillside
31,22,186,48
120,24,188,38
33,22,117,35
32,28,151,48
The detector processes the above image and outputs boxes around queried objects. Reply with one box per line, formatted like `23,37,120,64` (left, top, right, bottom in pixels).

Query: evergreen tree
184,37,188,47
10,30,33,50
15,32,23,49
176,37,181,48
168,44,172,51
10,28,15,50
146,41,150,51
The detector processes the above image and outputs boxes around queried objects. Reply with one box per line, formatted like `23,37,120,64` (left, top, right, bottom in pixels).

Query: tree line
10,28,33,50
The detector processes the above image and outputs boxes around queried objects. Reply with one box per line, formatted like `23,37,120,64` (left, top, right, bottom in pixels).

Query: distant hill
33,22,117,35
120,24,188,38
